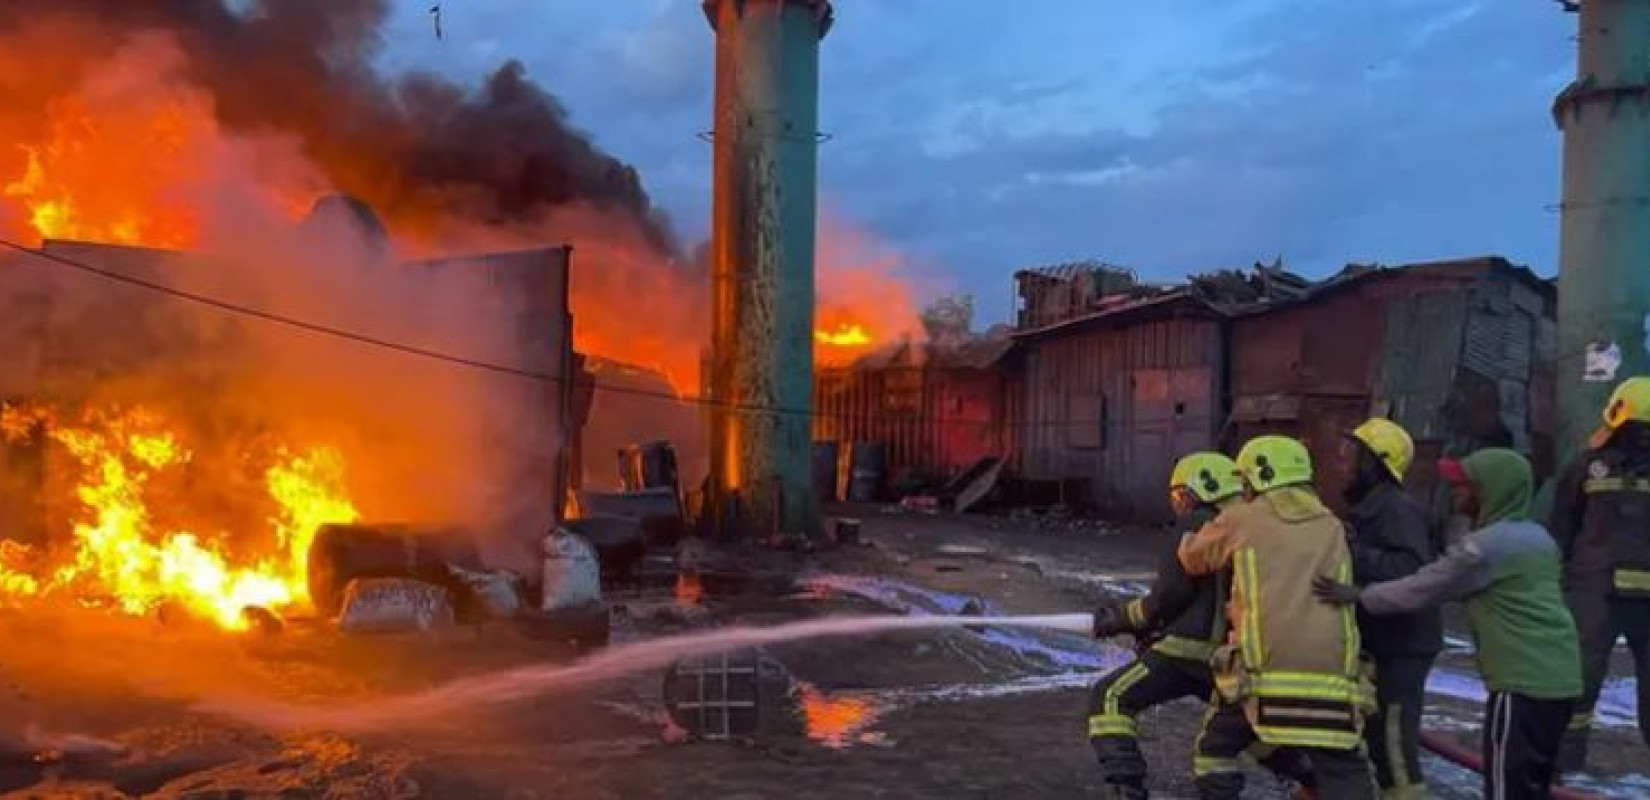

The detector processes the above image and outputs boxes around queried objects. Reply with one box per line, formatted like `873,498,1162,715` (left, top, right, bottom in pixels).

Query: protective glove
1311,575,1360,606
1091,602,1129,638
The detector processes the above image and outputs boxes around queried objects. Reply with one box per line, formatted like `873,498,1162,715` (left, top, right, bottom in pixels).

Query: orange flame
0,404,358,630
815,323,871,347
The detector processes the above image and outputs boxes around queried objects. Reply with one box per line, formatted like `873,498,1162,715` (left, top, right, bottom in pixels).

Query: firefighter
1549,375,1650,772
1317,449,1581,799
1086,452,1245,799
1342,418,1442,799
1178,435,1377,800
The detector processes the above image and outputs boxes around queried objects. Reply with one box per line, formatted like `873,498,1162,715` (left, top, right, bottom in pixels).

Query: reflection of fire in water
0,404,358,630
796,682,883,749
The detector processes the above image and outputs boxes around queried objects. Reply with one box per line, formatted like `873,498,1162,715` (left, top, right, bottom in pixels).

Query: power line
1,237,1572,437
2,236,1152,430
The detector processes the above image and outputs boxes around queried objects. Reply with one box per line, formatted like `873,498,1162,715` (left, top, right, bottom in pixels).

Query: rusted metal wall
813,365,1003,494
1013,313,1224,521
1231,266,1554,512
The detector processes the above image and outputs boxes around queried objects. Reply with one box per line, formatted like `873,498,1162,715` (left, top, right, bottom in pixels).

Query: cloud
378,2,1572,322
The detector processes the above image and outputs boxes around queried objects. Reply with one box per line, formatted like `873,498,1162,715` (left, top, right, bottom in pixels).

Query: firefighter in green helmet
1178,435,1377,799
1088,452,1311,798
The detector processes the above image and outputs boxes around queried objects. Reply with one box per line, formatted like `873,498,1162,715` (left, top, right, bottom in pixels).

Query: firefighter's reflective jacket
1178,488,1368,750
1550,443,1650,596
1118,506,1229,667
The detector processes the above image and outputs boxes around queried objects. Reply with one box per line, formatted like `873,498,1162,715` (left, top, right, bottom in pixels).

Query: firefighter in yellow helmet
1341,418,1441,799
1087,453,1297,798
1178,435,1377,799
1550,376,1650,772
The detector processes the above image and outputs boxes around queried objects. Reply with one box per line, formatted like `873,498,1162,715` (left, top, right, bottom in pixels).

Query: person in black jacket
1342,418,1443,799
1550,376,1650,772
1088,452,1309,799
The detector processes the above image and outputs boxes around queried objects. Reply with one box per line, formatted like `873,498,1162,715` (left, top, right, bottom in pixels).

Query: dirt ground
0,506,1646,799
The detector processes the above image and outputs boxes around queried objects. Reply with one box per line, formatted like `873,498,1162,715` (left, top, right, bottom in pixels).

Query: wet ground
0,506,1646,798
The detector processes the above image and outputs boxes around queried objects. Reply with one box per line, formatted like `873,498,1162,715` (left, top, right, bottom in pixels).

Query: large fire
0,404,358,630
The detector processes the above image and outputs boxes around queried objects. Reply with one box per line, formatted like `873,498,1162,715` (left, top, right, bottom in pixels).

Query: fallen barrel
1418,729,1600,800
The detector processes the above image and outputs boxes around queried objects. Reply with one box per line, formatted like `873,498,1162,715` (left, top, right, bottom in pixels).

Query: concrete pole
703,0,832,539
1555,0,1650,456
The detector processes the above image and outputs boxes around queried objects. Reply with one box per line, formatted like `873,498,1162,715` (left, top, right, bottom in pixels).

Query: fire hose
1417,730,1602,800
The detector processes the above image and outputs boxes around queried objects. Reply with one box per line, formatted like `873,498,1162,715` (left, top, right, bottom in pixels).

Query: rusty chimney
703,0,833,540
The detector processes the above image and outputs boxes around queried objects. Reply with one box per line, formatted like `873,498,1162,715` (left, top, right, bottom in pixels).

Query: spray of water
195,613,1094,732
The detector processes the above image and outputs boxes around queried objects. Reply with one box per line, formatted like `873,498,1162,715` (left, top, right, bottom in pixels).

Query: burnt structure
703,0,834,538
0,225,585,571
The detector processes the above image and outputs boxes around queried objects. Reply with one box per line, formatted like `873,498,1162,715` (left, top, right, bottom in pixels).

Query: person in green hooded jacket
1314,448,1582,800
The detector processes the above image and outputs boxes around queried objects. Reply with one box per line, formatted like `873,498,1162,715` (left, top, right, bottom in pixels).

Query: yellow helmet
1348,417,1414,483
1170,452,1243,504
1593,377,1650,448
1235,435,1313,493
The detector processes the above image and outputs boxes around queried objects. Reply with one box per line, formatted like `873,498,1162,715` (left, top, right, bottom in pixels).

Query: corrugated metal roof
1010,290,1218,342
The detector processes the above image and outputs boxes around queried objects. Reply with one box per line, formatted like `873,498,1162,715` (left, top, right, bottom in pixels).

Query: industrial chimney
702,0,833,539
1554,0,1650,454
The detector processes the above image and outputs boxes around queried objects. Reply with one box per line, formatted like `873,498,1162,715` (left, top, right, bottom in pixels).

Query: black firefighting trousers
1193,697,1377,800
1087,653,1312,799
1366,654,1433,799
1560,593,1650,772
1486,691,1572,800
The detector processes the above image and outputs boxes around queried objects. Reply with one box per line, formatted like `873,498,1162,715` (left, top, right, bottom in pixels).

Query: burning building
0,197,586,629
0,0,676,629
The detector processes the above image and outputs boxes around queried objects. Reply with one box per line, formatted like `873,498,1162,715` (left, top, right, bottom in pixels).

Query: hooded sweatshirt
1356,449,1581,699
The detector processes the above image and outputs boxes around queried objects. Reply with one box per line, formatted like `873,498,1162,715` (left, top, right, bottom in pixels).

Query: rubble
334,578,456,635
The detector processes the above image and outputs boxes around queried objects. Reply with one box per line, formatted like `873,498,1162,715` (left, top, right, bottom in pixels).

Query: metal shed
813,337,1011,496
1226,256,1554,512
1007,293,1226,521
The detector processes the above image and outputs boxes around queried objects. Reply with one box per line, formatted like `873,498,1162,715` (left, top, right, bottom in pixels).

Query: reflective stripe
1249,671,1363,703
1194,755,1240,776
1235,548,1264,667
1088,713,1138,738
1584,476,1650,495
1337,560,1359,677
1384,702,1415,795
1568,712,1593,731
1615,570,1650,592
1253,724,1363,751
1192,702,1220,771
1125,598,1147,629
1152,635,1216,662
1105,662,1151,718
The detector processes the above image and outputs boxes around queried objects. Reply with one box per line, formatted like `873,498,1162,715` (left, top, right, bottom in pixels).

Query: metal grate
669,651,762,740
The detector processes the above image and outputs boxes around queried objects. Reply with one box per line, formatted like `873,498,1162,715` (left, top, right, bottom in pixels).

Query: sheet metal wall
1012,314,1224,520
813,366,1004,494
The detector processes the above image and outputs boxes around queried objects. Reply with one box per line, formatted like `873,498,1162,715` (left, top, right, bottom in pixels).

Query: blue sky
380,0,1574,324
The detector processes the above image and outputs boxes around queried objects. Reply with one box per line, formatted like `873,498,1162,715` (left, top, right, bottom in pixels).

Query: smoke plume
0,0,674,252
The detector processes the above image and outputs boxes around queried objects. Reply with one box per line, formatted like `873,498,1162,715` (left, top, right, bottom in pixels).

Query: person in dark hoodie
1315,449,1582,800
1340,418,1443,799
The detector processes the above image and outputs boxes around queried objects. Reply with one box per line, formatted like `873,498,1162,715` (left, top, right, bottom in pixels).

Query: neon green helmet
1170,452,1243,504
1235,435,1313,493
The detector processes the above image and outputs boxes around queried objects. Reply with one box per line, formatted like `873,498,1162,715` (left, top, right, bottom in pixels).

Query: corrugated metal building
1007,293,1226,520
1006,255,1555,522
1226,256,1554,512
813,338,1011,494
